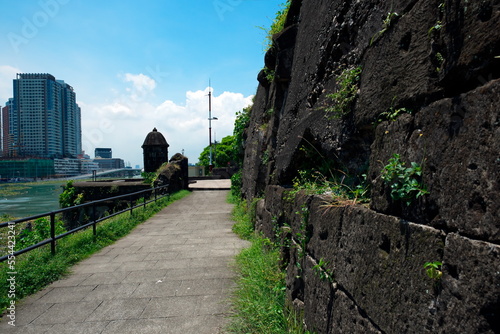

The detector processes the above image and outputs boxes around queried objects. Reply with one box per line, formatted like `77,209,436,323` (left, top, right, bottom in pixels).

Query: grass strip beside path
227,195,312,333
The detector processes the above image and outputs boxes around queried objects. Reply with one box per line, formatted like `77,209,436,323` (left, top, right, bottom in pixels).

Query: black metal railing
0,185,169,262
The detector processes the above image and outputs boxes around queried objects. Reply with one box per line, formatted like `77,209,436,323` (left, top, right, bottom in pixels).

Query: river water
0,181,65,220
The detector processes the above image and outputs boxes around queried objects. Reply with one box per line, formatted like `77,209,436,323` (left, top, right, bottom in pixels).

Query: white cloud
80,85,253,168
122,73,156,102
0,65,21,103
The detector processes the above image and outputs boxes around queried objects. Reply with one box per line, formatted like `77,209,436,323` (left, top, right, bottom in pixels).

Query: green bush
59,180,83,208
15,217,67,251
230,170,243,199
381,154,429,205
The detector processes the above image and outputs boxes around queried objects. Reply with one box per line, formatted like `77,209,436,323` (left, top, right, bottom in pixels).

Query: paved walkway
189,179,231,191
0,183,248,333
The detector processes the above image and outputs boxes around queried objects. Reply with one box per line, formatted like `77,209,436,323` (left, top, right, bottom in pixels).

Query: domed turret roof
142,128,169,147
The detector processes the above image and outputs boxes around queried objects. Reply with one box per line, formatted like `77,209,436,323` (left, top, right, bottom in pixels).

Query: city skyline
0,1,283,167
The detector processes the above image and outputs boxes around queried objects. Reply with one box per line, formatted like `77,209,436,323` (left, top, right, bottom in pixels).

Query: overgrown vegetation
258,1,291,83
325,66,362,119
287,170,370,206
261,0,291,51
381,154,429,206
227,193,311,333
141,171,158,186
0,190,190,313
59,180,84,208
15,217,67,251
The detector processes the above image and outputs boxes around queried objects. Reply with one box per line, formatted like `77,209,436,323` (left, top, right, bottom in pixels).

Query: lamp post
208,86,218,172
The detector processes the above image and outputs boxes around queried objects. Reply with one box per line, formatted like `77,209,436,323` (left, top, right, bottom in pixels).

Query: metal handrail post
130,195,134,215
50,212,56,255
92,202,97,236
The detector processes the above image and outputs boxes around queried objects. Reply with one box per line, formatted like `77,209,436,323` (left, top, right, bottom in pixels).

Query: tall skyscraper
1,99,13,157
11,73,82,158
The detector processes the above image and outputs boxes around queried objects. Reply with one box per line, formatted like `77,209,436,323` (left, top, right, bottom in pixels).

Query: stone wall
255,186,499,333
242,0,500,332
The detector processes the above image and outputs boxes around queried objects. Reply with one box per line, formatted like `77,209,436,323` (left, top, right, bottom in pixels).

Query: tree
232,105,252,166
198,135,235,168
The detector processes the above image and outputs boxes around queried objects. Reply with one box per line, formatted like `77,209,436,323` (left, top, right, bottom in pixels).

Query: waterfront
0,181,66,220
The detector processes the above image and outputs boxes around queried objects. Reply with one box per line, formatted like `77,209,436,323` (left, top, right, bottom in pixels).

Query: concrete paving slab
86,298,150,322
79,271,131,285
82,283,140,301
32,301,102,325
131,281,181,298
114,260,159,272
141,296,199,318
0,188,249,333
49,321,110,334
34,285,97,304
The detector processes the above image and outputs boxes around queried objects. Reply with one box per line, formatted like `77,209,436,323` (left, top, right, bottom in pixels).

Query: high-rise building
10,73,82,158
1,99,13,157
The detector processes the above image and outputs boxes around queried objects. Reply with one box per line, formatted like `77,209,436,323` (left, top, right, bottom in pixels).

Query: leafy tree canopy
198,135,235,168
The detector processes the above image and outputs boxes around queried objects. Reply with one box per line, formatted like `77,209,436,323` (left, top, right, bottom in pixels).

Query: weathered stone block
334,206,446,333
434,233,500,333
370,79,500,242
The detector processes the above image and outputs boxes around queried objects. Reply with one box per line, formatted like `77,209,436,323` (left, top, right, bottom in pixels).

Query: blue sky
0,0,283,167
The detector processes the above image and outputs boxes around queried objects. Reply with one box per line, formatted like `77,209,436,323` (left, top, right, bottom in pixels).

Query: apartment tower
11,73,82,158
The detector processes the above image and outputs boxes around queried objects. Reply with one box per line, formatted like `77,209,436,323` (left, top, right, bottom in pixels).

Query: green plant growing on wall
370,11,400,45
260,0,291,51
288,170,370,206
429,1,445,37
325,66,362,119
313,258,334,283
381,154,429,206
438,0,445,12
424,261,443,281
428,21,443,36
375,101,412,124
295,205,310,259
435,52,445,72
424,261,443,293
262,149,270,166
264,67,276,83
